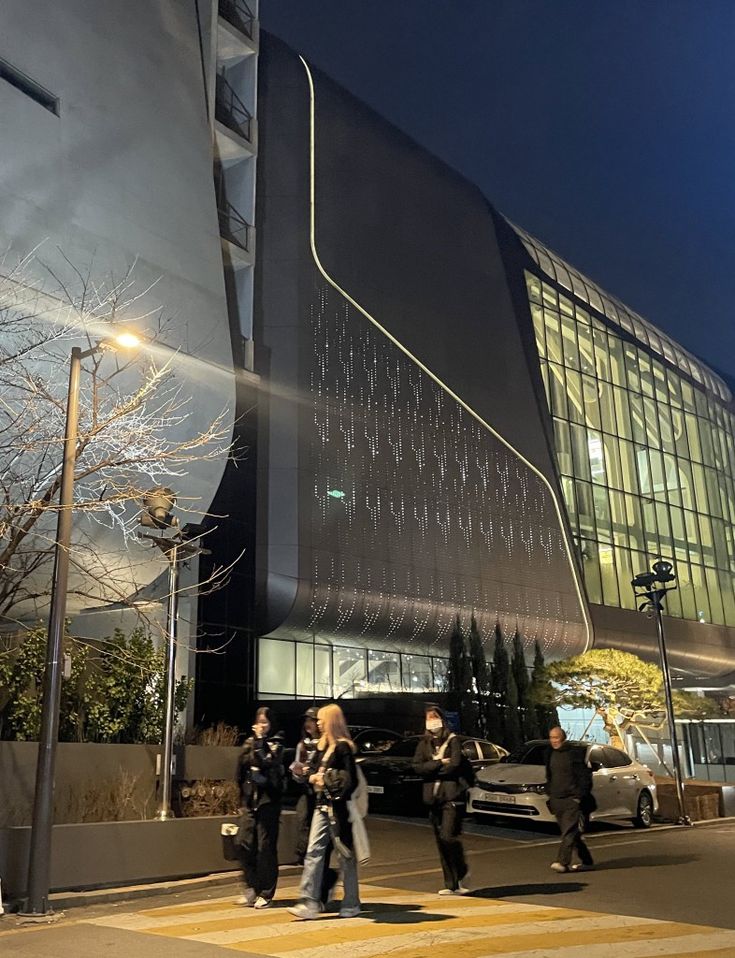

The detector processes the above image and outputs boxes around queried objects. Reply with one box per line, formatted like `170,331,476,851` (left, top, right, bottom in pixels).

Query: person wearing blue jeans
288,704,361,920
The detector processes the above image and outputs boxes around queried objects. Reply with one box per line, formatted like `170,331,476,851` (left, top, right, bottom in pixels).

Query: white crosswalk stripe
83,883,735,957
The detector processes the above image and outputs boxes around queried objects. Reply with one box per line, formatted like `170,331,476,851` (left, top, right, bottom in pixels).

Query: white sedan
468,739,658,828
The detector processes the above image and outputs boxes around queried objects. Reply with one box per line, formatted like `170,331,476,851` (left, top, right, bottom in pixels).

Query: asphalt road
1,814,734,957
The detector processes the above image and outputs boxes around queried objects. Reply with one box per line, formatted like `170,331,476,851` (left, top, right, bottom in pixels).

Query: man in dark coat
545,726,595,873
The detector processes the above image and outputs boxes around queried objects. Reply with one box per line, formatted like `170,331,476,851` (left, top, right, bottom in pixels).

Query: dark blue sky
261,0,735,380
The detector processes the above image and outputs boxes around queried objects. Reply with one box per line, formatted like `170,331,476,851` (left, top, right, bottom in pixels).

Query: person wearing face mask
413,704,470,895
235,706,285,909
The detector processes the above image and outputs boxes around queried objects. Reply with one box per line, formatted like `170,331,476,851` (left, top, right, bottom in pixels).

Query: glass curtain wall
258,636,447,698
526,271,735,626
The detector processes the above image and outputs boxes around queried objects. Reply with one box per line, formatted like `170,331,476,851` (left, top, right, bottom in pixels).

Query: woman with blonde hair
288,703,362,920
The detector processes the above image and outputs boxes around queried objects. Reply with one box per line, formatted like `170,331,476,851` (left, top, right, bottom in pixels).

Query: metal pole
24,347,83,915
654,600,691,825
156,542,179,820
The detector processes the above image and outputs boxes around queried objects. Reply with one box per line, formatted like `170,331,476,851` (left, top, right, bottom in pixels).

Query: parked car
360,734,508,811
350,726,405,754
467,739,658,828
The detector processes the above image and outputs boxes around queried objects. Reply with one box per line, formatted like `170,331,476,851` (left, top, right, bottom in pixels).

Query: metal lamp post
631,559,692,826
138,491,208,821
24,334,142,917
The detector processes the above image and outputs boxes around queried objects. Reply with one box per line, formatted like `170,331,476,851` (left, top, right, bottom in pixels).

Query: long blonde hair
317,703,355,754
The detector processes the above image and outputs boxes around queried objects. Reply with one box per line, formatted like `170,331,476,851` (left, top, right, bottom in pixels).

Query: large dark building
195,34,735,721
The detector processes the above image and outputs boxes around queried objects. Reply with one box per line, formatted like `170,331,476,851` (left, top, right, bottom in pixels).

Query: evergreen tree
530,640,559,737
468,614,491,737
488,623,509,745
505,668,523,754
445,615,476,733
511,629,538,741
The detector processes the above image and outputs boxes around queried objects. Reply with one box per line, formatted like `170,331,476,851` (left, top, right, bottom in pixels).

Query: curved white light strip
298,56,592,653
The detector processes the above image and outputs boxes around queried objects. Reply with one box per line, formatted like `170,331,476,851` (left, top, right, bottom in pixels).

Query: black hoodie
237,728,286,809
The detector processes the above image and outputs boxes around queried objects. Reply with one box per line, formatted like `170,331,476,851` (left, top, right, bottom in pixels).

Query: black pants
237,802,280,901
549,796,593,867
429,801,467,891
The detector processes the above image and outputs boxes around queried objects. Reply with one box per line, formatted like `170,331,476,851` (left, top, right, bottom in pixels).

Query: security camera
652,559,676,583
140,487,177,529
631,571,657,589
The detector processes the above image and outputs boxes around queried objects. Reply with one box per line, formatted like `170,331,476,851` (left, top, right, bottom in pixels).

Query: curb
35,865,301,913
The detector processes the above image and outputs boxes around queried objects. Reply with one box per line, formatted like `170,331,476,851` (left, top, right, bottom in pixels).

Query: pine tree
468,614,491,737
505,668,523,754
530,640,559,737
445,615,477,733
488,623,509,744
511,629,538,741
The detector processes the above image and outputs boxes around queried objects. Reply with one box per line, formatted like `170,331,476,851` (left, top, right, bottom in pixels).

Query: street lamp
23,330,142,917
138,493,209,821
631,559,692,826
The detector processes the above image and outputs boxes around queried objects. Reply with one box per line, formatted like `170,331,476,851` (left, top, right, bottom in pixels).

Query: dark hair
255,705,277,727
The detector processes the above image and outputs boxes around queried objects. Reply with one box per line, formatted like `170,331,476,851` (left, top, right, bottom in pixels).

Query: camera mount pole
650,586,691,825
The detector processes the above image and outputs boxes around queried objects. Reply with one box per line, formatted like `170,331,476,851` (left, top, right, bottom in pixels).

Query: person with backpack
288,703,363,920
413,704,470,895
235,706,285,909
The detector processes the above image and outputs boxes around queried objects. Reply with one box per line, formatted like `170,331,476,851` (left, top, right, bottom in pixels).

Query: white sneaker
237,888,256,906
550,862,569,873
288,901,323,920
254,896,271,909
438,888,455,896
339,905,361,918
455,884,470,895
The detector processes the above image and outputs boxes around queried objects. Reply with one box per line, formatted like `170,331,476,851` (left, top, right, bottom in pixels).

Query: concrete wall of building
0,0,235,623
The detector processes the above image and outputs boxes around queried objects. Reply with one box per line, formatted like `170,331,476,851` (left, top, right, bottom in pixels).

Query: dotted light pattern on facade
305,281,587,656
524,269,735,626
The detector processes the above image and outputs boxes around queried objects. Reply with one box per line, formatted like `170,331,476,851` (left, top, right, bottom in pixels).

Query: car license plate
486,791,515,804
366,785,384,794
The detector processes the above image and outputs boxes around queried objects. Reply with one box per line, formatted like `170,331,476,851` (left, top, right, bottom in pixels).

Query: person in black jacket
235,706,285,908
413,705,469,895
545,727,595,873
288,703,361,921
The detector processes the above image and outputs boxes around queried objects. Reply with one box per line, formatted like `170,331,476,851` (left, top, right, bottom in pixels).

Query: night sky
260,0,735,380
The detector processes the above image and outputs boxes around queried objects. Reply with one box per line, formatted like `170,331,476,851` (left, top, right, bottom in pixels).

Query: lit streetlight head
112,330,143,350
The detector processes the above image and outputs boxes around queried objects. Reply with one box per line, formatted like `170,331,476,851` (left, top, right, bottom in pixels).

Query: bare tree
0,249,236,627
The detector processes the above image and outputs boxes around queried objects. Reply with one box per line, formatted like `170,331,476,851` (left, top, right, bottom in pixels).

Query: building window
526,269,735,626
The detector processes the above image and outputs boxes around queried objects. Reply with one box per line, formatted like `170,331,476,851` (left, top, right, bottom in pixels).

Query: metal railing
217,196,252,252
215,72,253,142
218,0,255,39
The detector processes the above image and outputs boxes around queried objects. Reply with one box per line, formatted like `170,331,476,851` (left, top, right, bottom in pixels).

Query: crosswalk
85,883,735,957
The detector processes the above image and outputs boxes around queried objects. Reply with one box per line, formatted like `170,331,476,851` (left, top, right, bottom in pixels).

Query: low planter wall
656,779,729,821
0,742,243,826
0,811,297,900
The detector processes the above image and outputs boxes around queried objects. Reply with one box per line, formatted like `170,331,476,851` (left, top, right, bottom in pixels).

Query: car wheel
634,790,654,828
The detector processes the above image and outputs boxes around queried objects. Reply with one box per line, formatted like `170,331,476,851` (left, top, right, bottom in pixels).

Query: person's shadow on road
599,854,697,870
471,882,585,897
361,902,453,924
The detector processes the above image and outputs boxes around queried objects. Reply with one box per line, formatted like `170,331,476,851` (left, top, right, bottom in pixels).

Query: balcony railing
215,72,253,143
218,0,255,40
217,197,252,252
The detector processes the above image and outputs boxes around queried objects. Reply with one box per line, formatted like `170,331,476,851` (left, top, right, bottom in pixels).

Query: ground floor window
257,637,448,698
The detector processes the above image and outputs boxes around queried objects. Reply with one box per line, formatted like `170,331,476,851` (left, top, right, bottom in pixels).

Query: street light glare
113,330,143,350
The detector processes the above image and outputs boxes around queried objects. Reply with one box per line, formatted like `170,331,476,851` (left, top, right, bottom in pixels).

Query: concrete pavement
2,816,735,956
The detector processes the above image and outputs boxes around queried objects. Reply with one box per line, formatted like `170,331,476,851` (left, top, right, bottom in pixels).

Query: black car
359,734,508,812
350,726,405,754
